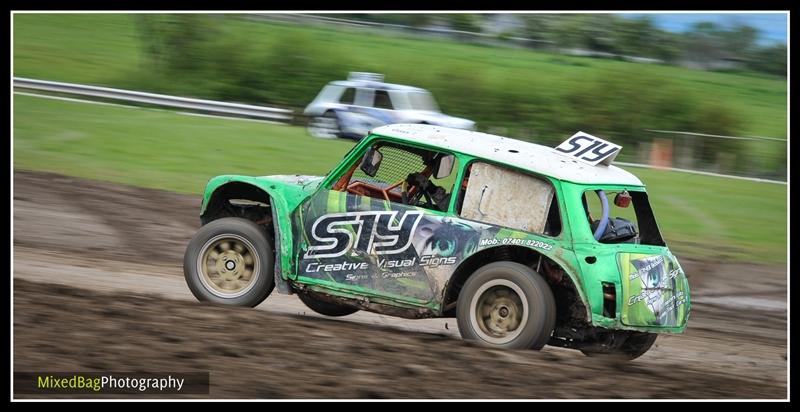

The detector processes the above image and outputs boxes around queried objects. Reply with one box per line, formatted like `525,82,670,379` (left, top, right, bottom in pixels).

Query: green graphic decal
619,253,690,328
295,189,565,306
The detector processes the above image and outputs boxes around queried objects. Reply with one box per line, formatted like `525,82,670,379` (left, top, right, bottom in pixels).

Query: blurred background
12,12,788,399
14,13,788,179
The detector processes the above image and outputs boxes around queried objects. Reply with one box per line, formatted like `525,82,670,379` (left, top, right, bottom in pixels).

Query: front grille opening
602,282,617,318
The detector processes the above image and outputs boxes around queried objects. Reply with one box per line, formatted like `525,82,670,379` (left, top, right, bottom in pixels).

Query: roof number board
554,132,622,166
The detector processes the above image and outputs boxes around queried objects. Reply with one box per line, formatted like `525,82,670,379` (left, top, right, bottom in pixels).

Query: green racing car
183,124,690,359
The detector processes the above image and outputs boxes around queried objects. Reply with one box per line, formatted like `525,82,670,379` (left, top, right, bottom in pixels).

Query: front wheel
456,262,556,350
183,217,274,307
297,293,359,317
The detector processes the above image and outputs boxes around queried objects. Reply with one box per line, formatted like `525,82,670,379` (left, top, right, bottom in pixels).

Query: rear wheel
297,293,359,317
581,331,657,360
183,217,274,307
456,262,556,350
307,111,341,139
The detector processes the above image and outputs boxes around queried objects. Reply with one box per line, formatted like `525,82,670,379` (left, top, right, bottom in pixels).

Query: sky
619,13,788,45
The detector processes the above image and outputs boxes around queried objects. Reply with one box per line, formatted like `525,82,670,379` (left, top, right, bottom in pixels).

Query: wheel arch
442,245,591,326
200,180,294,294
201,181,272,225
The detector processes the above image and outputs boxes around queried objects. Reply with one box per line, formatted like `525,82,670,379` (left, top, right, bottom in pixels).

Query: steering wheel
402,173,434,207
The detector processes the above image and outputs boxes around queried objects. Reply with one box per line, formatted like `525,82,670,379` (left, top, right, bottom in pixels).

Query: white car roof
370,124,644,186
329,80,427,92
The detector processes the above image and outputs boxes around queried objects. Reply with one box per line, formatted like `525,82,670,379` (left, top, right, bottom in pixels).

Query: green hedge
136,16,743,141
135,16,753,170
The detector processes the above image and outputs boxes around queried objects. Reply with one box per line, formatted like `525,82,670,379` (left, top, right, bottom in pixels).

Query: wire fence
624,130,787,183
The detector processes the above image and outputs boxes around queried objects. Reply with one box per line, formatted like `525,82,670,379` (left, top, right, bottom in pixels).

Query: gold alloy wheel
196,234,260,298
469,279,529,345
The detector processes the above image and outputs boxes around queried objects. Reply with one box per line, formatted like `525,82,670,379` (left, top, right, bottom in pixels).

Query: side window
457,162,561,236
339,87,356,105
374,90,394,109
333,142,458,212
582,190,665,246
354,88,374,107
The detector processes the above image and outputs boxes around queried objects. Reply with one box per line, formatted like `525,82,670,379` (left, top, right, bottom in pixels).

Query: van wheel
307,111,341,139
184,217,274,307
457,262,556,350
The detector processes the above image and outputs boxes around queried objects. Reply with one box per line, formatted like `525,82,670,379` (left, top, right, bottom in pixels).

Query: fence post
648,138,673,169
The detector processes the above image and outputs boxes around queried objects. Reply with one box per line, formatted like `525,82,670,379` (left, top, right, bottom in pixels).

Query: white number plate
554,131,622,166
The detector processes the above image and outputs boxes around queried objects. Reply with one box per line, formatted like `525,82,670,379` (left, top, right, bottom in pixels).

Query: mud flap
271,197,293,295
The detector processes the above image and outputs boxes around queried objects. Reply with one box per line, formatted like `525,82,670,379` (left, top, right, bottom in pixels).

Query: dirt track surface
13,170,788,399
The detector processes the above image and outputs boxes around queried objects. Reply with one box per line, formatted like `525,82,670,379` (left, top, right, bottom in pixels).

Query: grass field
13,13,787,140
13,94,787,264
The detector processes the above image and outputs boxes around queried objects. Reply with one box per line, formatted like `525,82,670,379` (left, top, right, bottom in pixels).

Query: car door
291,141,461,306
337,88,397,137
367,89,399,123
